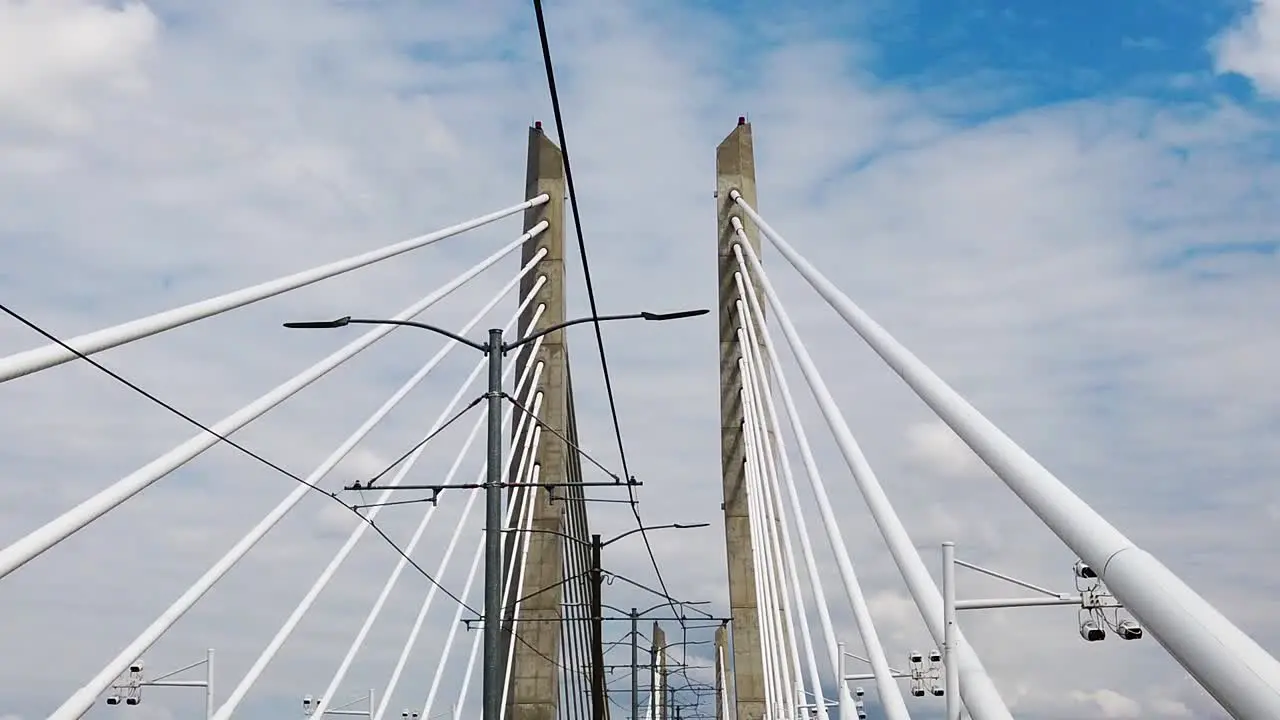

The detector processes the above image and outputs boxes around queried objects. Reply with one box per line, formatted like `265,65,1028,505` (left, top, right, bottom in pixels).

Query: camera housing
1080,619,1105,642
908,651,923,664
125,697,140,706
1074,560,1097,580
1117,619,1143,640
105,696,121,706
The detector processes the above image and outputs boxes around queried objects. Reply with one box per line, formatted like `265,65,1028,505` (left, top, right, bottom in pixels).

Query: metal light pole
590,534,606,720
484,327,505,720
631,607,640,720
283,309,710,720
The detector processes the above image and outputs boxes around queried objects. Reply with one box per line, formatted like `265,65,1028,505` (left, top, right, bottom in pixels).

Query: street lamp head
283,316,352,329
640,309,710,321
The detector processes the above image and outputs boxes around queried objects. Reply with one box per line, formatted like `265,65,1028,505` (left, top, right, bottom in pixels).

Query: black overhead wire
0,301,581,675
529,0,692,653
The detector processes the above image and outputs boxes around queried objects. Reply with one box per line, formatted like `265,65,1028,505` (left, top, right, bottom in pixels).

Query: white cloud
1070,688,1142,718
0,1,1277,719
0,0,159,132
1213,0,1280,96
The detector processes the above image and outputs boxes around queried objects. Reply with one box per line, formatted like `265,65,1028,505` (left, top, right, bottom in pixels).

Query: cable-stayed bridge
1,119,1278,720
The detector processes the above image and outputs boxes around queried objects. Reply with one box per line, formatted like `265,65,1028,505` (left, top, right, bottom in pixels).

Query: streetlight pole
631,607,640,720
484,328,505,720
283,309,709,720
591,534,605,720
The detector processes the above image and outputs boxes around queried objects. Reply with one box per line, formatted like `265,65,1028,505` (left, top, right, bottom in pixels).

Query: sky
1,0,1279,719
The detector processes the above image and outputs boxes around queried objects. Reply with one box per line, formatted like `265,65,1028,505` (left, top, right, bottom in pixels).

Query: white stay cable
308,298,548,720
456,613,485,720
387,377,545,720
0,195,550,383
737,318,827,720
734,196,1280,719
414,425,545,720
1,223,547,584
498,435,546,720
498,461,543,720
733,229,1009,720
735,276,840,684
732,239,911,720
745,371,802,719
47,254,548,720
740,340,807,710
410,405,544,720
212,283,548,720
740,393,782,718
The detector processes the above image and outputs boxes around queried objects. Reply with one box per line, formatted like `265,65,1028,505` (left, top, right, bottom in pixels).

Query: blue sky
1,1,1279,719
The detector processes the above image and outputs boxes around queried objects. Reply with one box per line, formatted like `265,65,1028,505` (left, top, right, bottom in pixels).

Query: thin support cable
2,225,546,585
732,235,999,720
740,344,806,714
737,285,834,702
308,284,548,720
559,479,593,720
393,374,545,720
737,324,825,720
499,463,543,720
732,193,1280,719
457,596,486,720
46,256,549,720
740,401,781,718
733,246,909,718
0,197,549,383
211,290,547,720
742,375,797,719
496,416,545,716
419,414,542,720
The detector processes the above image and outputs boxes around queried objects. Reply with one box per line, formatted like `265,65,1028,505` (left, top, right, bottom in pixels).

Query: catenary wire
528,0,690,653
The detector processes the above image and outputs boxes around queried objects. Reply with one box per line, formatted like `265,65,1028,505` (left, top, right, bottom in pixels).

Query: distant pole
205,649,215,720
591,534,606,720
483,328,505,720
943,543,959,720
631,608,640,720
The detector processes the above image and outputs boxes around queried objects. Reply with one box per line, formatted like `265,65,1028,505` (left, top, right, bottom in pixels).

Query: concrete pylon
715,624,734,720
505,121,569,720
652,623,668,720
716,117,768,720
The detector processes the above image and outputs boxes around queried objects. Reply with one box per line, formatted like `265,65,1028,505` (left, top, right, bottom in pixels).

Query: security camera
1117,619,1143,640
1080,619,1105,642
908,651,923,664
303,695,314,714
105,696,121,706
928,649,941,663
931,687,945,697
911,687,925,697
857,711,867,720
125,696,140,706
1074,561,1097,580
854,687,865,697
129,661,144,674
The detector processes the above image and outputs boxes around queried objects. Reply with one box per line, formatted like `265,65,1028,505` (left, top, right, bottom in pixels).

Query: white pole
943,543,959,720
3,224,547,585
732,191,1280,719
205,649,215,720
0,195,549,383
732,232,1012,720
